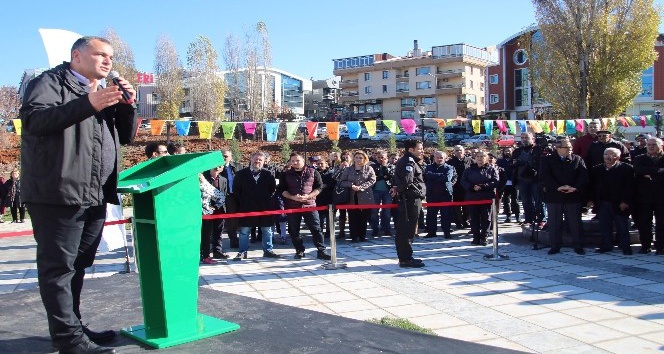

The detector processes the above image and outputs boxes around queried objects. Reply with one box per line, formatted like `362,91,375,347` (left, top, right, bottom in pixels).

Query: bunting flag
198,121,214,139
12,119,21,136
584,119,593,126
617,117,628,127
483,120,494,134
285,122,298,141
346,121,361,139
506,120,517,134
540,120,550,134
640,116,647,128
401,119,417,134
306,121,318,140
495,120,507,133
565,120,577,135
383,120,398,134
608,118,616,129
575,119,585,133
446,119,456,126
528,120,543,133
243,122,257,135
221,122,237,140
517,120,527,133
151,120,165,135
364,120,377,136
549,120,555,132
646,115,655,126
265,122,279,142
326,122,340,141
556,120,565,134
601,118,609,129
625,116,636,127
433,119,446,128
174,120,191,136
471,120,481,134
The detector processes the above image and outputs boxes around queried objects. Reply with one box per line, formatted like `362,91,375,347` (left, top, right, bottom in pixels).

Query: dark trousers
519,181,545,223
338,209,347,236
426,201,452,236
348,208,370,241
28,203,106,349
224,196,239,246
211,219,224,254
468,204,490,240
598,201,630,250
395,197,421,262
201,219,214,258
287,211,326,253
546,202,583,249
318,209,331,239
636,202,664,251
452,187,468,227
501,185,520,217
11,205,26,221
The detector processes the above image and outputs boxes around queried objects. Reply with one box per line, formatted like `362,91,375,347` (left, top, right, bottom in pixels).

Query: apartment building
332,40,497,127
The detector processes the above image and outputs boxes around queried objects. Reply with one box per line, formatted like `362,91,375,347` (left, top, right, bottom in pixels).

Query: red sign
136,72,154,84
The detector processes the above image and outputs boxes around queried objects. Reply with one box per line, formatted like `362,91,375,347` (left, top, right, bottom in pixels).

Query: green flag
285,122,299,141
383,120,398,133
221,122,237,140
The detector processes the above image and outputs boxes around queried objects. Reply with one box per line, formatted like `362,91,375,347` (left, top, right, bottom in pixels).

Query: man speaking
20,36,137,354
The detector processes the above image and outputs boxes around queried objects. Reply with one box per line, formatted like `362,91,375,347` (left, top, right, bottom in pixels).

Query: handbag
333,184,351,204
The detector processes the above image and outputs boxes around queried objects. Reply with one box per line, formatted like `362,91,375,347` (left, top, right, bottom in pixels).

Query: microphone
108,71,133,103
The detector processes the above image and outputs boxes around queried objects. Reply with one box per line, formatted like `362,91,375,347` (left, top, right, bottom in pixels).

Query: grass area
367,317,434,335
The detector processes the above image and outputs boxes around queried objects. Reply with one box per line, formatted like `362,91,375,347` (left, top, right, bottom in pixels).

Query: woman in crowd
0,175,6,223
199,173,226,264
338,151,376,242
334,152,353,239
461,151,499,246
4,169,24,223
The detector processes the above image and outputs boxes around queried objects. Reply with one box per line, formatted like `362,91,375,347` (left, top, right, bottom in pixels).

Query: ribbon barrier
0,218,133,238
483,201,509,261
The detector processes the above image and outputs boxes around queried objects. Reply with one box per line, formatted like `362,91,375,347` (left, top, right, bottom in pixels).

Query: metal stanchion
484,201,509,261
118,217,133,274
321,204,347,270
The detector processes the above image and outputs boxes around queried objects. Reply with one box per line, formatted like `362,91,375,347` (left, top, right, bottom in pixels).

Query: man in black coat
497,147,519,223
447,145,471,229
589,147,635,255
423,151,456,239
220,148,243,248
232,151,280,260
585,130,631,168
539,139,588,255
632,137,664,255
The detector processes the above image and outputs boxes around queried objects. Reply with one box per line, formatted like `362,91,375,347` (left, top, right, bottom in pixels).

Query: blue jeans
518,181,545,223
598,201,630,250
371,189,392,232
239,226,274,253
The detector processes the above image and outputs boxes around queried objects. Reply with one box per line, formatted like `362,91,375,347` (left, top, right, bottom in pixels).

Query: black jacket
233,168,276,227
589,162,634,208
539,154,588,204
19,63,137,206
632,154,664,204
460,164,499,201
585,140,631,168
424,162,456,201
394,152,426,199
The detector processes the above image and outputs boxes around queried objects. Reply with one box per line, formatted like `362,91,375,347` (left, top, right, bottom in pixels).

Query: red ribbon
0,218,133,239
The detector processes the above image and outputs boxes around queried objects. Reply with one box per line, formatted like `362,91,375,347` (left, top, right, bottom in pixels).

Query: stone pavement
1,214,663,353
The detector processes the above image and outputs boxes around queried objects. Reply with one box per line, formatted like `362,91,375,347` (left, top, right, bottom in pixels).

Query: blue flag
517,120,527,134
565,120,576,135
265,122,279,142
346,121,361,140
484,120,493,135
174,121,191,136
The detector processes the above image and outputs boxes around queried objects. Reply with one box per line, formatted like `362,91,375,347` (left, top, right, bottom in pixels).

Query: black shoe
470,239,480,245
547,248,560,255
639,247,652,254
59,340,116,354
82,325,115,345
294,251,305,260
622,248,633,255
412,258,424,263
317,250,331,260
399,259,425,268
212,252,229,259
656,249,664,256
574,247,586,255
443,233,453,239
595,247,612,254
504,216,512,223
233,252,247,261
263,250,280,258
423,234,436,239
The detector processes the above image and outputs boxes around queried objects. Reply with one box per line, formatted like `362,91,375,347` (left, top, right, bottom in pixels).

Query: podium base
121,314,240,349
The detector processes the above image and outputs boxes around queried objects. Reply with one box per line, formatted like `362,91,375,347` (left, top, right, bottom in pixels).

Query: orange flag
151,120,165,135
434,119,446,128
326,122,340,141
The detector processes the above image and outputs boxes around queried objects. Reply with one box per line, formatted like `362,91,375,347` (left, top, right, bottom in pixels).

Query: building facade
304,77,341,121
332,40,497,128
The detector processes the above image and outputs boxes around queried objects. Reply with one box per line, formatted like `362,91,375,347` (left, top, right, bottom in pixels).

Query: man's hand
351,185,361,191
473,185,481,191
108,76,136,104
88,81,123,112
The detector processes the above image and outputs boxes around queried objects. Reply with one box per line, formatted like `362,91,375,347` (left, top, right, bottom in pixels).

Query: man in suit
220,148,242,248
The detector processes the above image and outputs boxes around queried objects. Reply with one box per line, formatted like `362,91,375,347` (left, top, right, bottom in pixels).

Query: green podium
117,152,240,348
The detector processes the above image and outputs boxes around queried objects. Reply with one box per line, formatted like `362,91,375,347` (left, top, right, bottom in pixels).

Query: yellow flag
363,120,376,136
198,121,214,139
556,120,565,134
446,119,455,126
12,119,22,136
528,120,543,133
151,120,165,135
471,120,481,134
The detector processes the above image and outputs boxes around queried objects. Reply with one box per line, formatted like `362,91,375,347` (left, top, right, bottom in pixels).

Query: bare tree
223,34,243,121
257,22,273,122
244,28,261,122
102,28,138,86
187,35,227,126
154,35,185,120
0,85,20,146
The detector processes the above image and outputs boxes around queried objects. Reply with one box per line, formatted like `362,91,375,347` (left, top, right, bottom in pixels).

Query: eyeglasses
597,134,609,137
222,155,231,158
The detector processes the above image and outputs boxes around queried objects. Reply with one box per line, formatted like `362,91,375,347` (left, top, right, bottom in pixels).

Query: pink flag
575,119,584,133
243,122,257,135
401,119,417,134
306,122,318,140
641,116,647,128
495,120,507,133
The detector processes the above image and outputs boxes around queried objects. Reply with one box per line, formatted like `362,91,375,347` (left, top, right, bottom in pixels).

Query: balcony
396,75,409,82
340,79,358,88
435,83,465,95
435,69,464,79
396,88,410,98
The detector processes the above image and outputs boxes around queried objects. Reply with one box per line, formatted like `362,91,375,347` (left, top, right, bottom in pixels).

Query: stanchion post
321,204,347,270
484,200,509,261
120,217,133,274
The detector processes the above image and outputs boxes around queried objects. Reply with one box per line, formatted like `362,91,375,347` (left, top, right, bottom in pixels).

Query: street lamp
655,110,662,138
416,105,426,142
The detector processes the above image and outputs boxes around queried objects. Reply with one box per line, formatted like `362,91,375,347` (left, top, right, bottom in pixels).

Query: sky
1,0,663,87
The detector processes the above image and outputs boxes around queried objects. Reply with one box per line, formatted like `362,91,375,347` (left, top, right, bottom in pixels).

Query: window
364,72,371,81
470,67,474,75
396,82,409,92
421,97,435,105
415,81,431,90
415,67,431,76
401,98,416,107
480,96,485,105
426,111,436,118
480,83,484,91
382,71,389,79
514,68,530,106
489,74,498,84
401,110,415,119
490,94,499,104
469,80,474,89
514,69,529,87
640,67,654,97
515,89,530,107
513,49,528,65
382,85,388,93
364,86,372,94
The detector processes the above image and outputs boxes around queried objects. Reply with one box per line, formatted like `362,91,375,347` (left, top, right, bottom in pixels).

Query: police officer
392,140,426,268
